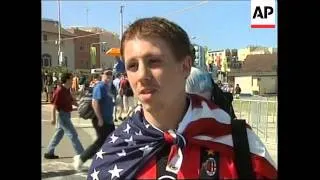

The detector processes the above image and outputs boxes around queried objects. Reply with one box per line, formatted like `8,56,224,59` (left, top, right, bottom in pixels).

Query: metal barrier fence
232,98,278,164
232,98,277,144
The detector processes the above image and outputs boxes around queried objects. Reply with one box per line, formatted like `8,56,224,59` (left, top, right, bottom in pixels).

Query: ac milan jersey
88,94,277,179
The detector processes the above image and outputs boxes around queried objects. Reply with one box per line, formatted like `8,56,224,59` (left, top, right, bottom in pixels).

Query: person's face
66,76,73,86
123,37,192,112
101,71,113,83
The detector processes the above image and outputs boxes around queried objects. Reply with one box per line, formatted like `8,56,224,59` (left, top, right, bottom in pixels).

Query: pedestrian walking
73,68,116,170
119,73,135,118
113,73,123,121
44,72,84,159
45,73,54,102
235,84,241,99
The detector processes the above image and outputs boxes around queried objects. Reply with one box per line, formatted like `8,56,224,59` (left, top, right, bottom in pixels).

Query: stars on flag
139,145,153,156
109,133,118,143
96,149,106,160
123,124,131,134
135,130,143,136
90,168,100,180
124,136,135,146
117,149,127,157
108,164,123,179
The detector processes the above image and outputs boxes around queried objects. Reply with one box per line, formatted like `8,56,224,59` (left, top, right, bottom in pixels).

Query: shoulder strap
211,79,236,119
231,119,255,179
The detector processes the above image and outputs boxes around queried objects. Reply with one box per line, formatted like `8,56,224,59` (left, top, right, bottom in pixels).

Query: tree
42,66,69,75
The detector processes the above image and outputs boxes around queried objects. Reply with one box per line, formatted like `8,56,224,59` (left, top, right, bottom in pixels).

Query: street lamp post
120,5,124,40
57,0,63,67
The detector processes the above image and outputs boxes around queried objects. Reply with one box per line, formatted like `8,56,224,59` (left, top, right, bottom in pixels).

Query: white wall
234,76,253,94
259,76,277,94
234,75,277,95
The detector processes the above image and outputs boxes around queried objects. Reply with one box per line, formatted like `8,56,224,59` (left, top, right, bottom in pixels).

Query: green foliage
42,66,70,75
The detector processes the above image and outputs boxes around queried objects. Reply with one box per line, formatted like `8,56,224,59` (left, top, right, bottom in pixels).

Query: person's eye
126,63,138,72
149,58,162,67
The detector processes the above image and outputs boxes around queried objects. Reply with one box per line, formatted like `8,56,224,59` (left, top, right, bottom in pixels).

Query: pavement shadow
42,121,95,166
80,169,89,173
42,169,89,179
56,156,74,159
42,101,51,105
42,170,77,179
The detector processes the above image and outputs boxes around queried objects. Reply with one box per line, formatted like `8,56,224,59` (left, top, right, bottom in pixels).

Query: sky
41,1,277,50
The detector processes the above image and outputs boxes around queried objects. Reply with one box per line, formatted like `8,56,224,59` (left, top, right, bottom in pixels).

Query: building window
102,43,109,52
80,45,84,51
43,34,47,41
42,54,52,67
62,56,68,67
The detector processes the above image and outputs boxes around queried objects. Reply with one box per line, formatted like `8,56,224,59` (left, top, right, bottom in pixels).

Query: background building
66,27,100,70
90,28,120,69
42,19,76,70
193,44,206,71
228,54,277,95
238,46,277,61
69,27,121,70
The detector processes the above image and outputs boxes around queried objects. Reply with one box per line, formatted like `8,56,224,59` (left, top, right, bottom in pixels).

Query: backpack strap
210,79,236,119
231,119,255,179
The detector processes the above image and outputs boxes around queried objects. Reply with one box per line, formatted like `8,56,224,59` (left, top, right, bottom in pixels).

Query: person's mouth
139,88,157,101
140,88,156,94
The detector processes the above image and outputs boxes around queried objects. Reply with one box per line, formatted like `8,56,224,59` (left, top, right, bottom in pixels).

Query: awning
105,48,120,57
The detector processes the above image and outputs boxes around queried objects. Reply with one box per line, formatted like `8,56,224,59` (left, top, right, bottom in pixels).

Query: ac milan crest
205,157,217,176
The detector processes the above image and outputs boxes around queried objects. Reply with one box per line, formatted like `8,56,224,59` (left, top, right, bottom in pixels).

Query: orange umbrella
105,48,120,57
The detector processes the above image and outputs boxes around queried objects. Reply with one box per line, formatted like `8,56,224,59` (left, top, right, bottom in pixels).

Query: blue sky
41,1,277,50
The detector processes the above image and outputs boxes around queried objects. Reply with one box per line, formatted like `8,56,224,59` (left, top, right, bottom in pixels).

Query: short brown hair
120,17,193,62
61,72,73,84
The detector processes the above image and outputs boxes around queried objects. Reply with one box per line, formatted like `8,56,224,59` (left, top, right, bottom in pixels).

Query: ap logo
251,0,276,28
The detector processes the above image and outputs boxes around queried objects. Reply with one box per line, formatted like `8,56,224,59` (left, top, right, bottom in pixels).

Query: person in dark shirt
235,84,241,99
45,74,54,102
73,68,116,170
44,72,84,159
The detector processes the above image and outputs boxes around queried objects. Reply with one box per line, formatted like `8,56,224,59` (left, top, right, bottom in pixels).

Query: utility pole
86,7,89,26
57,0,62,66
120,5,124,40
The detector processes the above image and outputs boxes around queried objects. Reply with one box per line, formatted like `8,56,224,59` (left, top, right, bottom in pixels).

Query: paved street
41,101,123,179
42,102,93,180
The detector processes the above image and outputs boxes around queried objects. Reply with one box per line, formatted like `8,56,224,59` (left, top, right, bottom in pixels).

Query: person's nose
136,61,152,82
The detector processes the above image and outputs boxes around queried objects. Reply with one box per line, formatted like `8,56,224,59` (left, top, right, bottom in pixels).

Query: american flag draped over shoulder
88,94,277,180
87,105,186,180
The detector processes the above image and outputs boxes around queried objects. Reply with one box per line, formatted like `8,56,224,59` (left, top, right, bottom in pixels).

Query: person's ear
181,55,192,79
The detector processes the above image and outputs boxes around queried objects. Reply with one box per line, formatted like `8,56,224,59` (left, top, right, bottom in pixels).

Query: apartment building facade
66,28,100,70
83,27,120,69
70,27,121,70
41,19,76,70
238,46,277,61
228,54,277,95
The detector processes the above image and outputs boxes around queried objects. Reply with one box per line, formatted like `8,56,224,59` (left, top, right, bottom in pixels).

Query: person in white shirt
113,73,123,120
